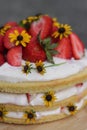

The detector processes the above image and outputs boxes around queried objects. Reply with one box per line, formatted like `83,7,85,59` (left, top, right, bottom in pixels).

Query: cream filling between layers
0,82,87,106
0,50,87,83
5,96,87,119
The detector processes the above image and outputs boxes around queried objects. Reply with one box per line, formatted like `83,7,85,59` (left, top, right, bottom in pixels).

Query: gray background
0,0,87,47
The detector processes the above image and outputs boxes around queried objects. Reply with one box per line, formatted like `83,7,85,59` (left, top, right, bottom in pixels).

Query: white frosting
0,50,87,83
6,96,87,119
0,82,87,106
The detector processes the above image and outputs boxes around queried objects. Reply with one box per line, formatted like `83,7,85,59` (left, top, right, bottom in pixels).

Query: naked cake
0,14,87,124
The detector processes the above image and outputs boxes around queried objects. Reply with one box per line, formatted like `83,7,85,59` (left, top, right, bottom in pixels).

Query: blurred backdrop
0,0,87,46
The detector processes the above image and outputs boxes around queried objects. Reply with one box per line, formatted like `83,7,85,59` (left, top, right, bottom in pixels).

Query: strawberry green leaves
38,35,58,63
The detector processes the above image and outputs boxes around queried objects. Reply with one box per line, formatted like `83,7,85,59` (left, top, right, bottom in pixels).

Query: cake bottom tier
0,95,87,124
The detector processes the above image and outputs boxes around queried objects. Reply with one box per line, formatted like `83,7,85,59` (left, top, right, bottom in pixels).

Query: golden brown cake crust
0,99,87,125
0,67,87,93
0,89,87,112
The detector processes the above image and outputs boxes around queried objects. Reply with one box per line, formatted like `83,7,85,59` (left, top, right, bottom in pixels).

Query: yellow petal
14,30,19,36
15,41,19,46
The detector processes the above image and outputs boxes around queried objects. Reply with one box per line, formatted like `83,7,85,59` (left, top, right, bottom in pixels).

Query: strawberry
4,26,24,49
0,53,5,65
22,36,46,62
5,21,18,27
75,83,83,87
70,32,84,59
0,35,5,53
26,93,31,103
29,15,53,39
55,37,72,59
7,46,22,66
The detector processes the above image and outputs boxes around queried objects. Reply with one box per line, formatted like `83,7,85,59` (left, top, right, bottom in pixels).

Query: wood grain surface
0,107,87,130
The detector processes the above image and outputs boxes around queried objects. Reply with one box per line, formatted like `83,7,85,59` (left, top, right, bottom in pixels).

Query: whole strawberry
22,36,46,62
5,21,18,27
29,15,53,39
0,53,5,66
0,35,5,53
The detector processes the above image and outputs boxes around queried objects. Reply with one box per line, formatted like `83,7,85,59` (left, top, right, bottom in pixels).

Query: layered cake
0,14,87,124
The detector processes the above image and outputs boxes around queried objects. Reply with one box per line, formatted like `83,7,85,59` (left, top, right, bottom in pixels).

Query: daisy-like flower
27,16,40,23
0,25,11,36
21,15,41,28
67,103,77,115
9,30,31,47
52,18,60,27
52,23,72,40
22,61,32,75
0,108,8,120
35,60,46,75
23,110,36,123
42,91,57,107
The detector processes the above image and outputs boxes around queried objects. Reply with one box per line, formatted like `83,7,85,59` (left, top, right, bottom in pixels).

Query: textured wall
0,0,87,46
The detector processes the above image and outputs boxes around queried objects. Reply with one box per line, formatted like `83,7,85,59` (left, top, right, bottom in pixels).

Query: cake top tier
0,14,86,83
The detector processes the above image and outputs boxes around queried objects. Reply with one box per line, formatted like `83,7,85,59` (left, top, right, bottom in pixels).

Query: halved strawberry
29,15,53,39
55,37,72,59
0,53,5,65
22,36,46,62
70,32,84,60
7,46,22,66
4,26,24,49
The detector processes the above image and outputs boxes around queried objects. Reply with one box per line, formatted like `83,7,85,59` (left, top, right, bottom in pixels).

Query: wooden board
0,107,87,130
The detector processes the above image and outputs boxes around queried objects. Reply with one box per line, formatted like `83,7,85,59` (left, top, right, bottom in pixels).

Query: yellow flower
23,110,36,123
9,30,31,47
52,23,72,39
22,15,41,25
0,25,11,36
35,60,46,75
67,103,77,115
0,108,8,119
27,16,39,23
22,61,32,75
42,91,57,107
52,18,60,27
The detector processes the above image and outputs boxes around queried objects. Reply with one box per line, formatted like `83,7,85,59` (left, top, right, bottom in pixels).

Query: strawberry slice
29,15,52,39
0,53,5,65
7,46,22,66
70,32,84,59
22,36,46,62
75,83,83,87
26,93,31,103
55,37,72,59
4,26,24,49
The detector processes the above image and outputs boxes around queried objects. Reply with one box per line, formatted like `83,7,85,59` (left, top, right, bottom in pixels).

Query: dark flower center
46,94,52,101
17,35,23,41
37,66,43,72
24,65,29,72
58,27,65,33
28,113,34,119
0,111,3,117
68,106,75,112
